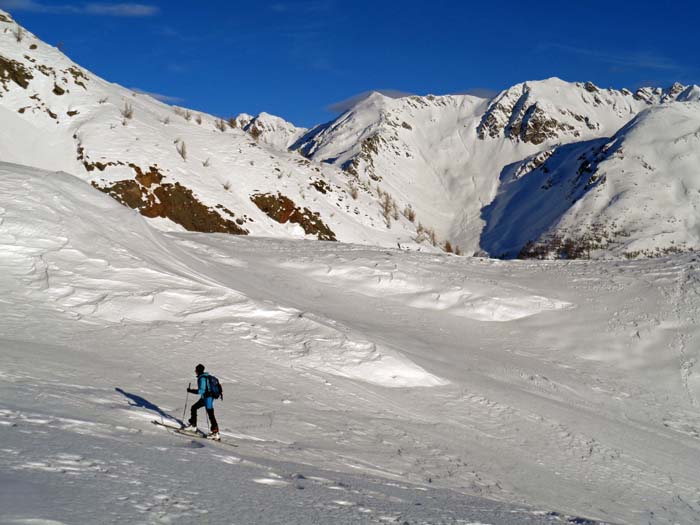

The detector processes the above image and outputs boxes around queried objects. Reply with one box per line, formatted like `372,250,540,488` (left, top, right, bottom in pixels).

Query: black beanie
195,364,205,374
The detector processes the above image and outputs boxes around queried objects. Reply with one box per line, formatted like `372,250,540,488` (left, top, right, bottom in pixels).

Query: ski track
0,392,579,525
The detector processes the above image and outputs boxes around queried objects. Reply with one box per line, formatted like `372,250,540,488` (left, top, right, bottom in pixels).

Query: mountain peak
475,78,681,144
678,84,700,102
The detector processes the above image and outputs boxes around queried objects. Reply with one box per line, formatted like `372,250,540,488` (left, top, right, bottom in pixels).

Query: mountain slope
0,10,427,249
482,102,700,258
291,79,697,256
1,8,699,259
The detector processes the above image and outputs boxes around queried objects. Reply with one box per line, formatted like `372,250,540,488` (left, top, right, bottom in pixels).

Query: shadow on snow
115,387,183,426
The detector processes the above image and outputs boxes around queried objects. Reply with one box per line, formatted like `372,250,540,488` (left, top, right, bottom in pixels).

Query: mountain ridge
1,8,699,258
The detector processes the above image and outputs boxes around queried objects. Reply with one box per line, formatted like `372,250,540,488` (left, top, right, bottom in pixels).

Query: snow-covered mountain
234,111,308,151
0,10,426,249
1,8,699,259
482,102,700,258
293,79,699,257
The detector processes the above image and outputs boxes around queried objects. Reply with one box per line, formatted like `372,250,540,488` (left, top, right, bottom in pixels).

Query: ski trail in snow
673,266,699,408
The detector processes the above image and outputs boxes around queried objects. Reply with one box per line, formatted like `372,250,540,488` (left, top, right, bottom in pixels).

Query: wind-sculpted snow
0,7,700,518
0,163,443,389
281,257,571,321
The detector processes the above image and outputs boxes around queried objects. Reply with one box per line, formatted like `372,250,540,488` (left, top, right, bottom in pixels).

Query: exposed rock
514,149,555,179
634,87,658,104
36,64,54,77
96,179,144,209
662,82,687,102
77,143,123,172
251,192,336,241
94,164,248,235
247,124,262,139
66,66,88,89
0,55,33,91
310,179,332,194
477,85,525,139
517,104,577,145
356,135,383,180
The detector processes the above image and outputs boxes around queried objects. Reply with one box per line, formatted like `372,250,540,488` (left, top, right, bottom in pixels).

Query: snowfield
1,163,700,524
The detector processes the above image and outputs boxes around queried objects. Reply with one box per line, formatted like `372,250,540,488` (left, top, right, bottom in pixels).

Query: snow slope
2,162,700,524
483,102,700,258
0,9,426,249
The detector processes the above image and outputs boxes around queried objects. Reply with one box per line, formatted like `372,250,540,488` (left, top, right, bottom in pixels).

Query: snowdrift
0,162,444,388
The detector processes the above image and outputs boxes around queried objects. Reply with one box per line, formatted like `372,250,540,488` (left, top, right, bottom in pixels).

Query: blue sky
2,0,698,127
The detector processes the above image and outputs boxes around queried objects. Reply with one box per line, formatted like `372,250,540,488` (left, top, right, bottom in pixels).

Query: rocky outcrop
476,79,691,146
477,84,525,139
478,82,585,144
0,55,33,91
514,104,578,145
94,165,249,235
251,192,336,241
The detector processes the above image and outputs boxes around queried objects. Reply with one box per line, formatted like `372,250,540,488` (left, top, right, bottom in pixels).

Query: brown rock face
93,165,248,235
251,192,336,241
0,55,33,91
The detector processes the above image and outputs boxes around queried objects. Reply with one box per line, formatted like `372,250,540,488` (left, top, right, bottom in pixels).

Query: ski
151,420,238,447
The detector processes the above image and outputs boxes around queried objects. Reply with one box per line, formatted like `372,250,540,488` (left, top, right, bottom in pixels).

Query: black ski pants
189,398,218,432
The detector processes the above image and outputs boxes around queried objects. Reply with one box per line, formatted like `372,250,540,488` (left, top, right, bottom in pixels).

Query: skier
184,364,220,441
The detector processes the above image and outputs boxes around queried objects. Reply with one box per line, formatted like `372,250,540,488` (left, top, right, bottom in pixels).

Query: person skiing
184,364,220,441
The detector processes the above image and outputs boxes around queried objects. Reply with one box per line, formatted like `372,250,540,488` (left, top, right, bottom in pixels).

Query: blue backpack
206,374,223,400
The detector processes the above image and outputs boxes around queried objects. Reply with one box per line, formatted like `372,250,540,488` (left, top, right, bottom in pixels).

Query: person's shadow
115,387,183,426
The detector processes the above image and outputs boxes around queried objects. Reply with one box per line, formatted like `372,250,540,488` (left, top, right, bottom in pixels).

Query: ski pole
181,382,190,427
